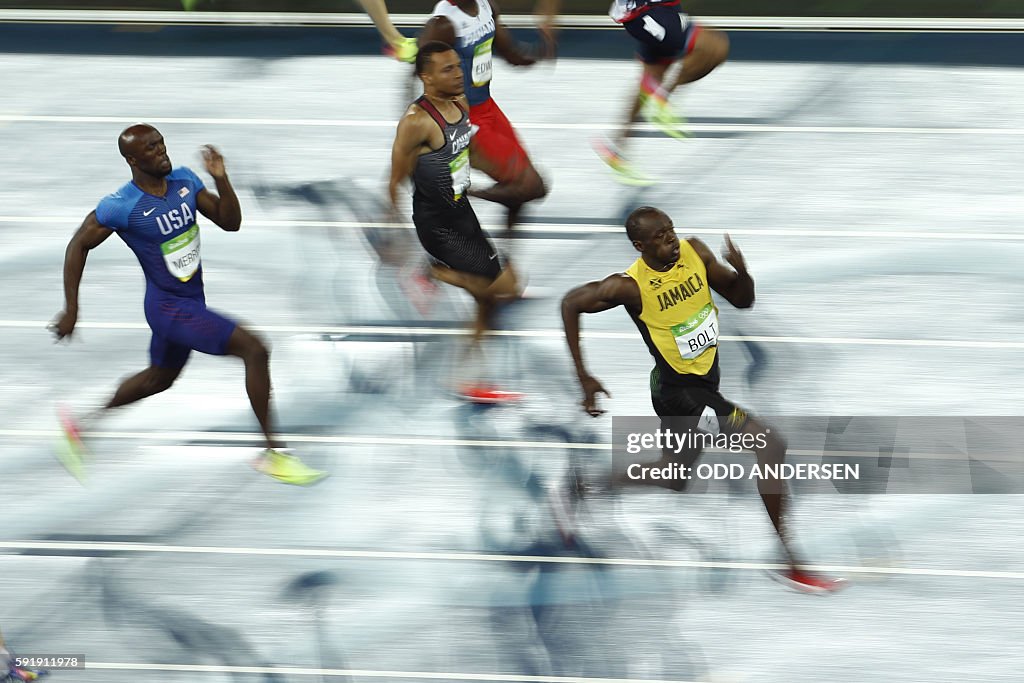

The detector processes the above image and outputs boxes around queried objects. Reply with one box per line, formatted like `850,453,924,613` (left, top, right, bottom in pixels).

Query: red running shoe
460,386,525,404
769,568,848,595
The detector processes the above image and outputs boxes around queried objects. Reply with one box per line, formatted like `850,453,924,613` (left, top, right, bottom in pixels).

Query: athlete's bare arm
534,0,560,58
688,236,754,309
561,273,641,415
194,145,241,232
488,0,538,66
357,0,406,47
50,212,115,340
389,106,438,210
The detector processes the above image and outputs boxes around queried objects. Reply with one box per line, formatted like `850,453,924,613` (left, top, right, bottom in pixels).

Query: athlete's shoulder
95,181,142,229
401,101,436,130
684,236,712,263
168,166,206,191
599,271,640,301
431,0,456,15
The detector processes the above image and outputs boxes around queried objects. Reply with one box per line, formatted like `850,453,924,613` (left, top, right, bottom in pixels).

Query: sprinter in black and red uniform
389,41,522,403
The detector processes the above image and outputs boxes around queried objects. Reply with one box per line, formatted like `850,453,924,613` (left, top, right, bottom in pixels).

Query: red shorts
469,97,532,183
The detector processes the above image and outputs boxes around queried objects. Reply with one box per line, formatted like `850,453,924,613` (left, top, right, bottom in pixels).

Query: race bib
472,38,493,87
161,224,201,282
450,148,470,201
671,303,719,359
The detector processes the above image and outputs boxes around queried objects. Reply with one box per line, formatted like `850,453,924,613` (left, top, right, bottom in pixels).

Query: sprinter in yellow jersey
561,206,845,594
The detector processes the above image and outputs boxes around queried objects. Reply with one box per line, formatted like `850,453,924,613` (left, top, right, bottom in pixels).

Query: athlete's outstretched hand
201,145,227,179
722,234,748,273
579,374,611,417
49,310,77,341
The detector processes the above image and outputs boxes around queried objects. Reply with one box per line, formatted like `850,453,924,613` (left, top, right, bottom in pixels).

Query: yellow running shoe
254,449,329,487
642,94,691,140
392,36,419,64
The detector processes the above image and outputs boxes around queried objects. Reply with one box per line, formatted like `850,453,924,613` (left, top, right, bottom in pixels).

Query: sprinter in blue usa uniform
51,124,326,486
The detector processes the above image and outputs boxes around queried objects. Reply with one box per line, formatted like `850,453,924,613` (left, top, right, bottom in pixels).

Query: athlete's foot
56,404,89,484
459,385,525,404
10,666,47,681
252,449,329,487
768,568,849,595
592,138,655,187
641,93,692,141
401,267,441,317
384,36,419,63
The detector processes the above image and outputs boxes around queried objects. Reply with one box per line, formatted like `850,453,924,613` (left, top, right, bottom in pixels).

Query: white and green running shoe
253,449,329,487
641,92,692,141
57,405,88,484
592,138,655,187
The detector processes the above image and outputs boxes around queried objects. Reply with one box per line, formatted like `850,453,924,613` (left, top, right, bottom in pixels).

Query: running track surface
2,33,1024,683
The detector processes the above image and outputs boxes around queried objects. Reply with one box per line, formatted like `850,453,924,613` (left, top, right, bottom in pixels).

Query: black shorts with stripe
413,195,501,280
624,6,699,65
650,358,749,436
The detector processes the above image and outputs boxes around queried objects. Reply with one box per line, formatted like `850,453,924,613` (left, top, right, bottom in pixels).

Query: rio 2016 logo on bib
472,38,493,87
449,148,470,201
161,224,201,282
671,303,719,359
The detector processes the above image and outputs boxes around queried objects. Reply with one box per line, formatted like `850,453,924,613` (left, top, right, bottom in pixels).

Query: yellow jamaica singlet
624,240,719,377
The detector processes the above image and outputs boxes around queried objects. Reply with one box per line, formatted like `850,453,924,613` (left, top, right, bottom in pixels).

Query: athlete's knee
749,419,786,465
230,327,270,366
145,367,180,394
487,265,521,301
503,164,546,204
699,28,729,66
246,337,270,366
521,166,548,201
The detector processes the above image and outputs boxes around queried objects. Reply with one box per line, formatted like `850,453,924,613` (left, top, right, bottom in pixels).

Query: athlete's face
634,212,681,267
423,49,465,97
128,129,172,178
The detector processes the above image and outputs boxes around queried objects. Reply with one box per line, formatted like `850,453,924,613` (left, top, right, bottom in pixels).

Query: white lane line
3,216,1022,241
83,661,704,683
3,115,1024,136
5,320,1024,350
1,429,1012,463
3,541,1023,580
0,428,607,450
4,10,1024,31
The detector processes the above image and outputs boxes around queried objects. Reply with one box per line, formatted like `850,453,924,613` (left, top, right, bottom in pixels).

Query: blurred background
3,0,1024,16
2,1,1024,682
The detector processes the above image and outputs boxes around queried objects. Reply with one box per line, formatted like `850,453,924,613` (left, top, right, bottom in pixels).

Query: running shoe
768,568,848,594
57,405,88,483
401,267,440,317
9,666,47,681
591,138,654,187
384,36,419,64
459,386,525,404
253,449,329,487
641,92,691,141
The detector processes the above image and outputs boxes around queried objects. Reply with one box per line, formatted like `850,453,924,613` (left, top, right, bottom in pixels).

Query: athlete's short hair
416,40,456,76
625,206,665,242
